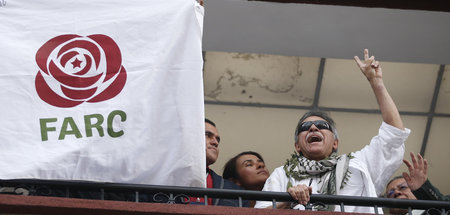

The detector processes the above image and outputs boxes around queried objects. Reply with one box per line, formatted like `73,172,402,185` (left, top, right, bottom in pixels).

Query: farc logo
35,34,127,108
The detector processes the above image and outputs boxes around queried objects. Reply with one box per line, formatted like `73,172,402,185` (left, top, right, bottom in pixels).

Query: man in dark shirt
385,152,449,215
189,119,249,207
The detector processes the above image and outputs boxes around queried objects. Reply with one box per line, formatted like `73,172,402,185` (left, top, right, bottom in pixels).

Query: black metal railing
1,179,450,214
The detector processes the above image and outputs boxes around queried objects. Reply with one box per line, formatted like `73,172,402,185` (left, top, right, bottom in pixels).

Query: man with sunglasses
255,49,411,213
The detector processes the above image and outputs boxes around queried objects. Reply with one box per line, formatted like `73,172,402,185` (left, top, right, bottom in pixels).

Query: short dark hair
223,151,265,180
205,118,216,127
294,110,339,144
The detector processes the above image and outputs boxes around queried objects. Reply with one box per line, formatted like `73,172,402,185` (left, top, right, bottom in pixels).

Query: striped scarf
283,152,353,210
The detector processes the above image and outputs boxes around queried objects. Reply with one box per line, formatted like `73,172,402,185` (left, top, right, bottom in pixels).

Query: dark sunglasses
297,120,332,134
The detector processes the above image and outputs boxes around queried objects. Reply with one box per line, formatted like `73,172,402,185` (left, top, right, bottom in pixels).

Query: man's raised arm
354,49,404,130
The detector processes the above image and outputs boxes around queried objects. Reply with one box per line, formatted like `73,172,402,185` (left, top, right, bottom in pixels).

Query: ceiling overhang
203,0,450,65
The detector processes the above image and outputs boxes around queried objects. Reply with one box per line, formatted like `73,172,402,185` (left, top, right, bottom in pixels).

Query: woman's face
234,154,269,190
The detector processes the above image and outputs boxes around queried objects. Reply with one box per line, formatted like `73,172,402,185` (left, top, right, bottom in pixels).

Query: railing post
100,188,104,200
65,187,70,198
305,203,312,211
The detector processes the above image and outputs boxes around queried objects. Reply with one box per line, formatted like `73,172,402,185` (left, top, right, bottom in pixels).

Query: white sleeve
193,0,204,36
254,166,288,208
353,121,410,196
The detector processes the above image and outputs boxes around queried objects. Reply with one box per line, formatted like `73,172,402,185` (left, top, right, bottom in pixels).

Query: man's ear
332,139,339,151
295,142,301,153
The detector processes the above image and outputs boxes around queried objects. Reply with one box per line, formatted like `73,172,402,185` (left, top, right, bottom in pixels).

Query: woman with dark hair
223,151,270,206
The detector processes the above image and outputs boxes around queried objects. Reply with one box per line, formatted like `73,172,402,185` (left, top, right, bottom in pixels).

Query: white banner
0,0,206,187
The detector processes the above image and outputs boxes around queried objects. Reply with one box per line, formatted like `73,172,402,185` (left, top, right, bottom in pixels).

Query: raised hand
354,49,382,83
403,152,428,191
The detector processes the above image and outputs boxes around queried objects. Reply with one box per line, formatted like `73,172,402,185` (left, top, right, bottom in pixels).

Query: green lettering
40,118,57,141
84,114,104,137
107,110,126,137
59,117,82,140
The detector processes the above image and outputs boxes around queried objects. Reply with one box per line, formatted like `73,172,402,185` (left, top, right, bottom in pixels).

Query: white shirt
255,122,411,213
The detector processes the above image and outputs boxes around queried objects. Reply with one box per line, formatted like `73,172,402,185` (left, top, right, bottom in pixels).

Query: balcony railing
1,179,450,214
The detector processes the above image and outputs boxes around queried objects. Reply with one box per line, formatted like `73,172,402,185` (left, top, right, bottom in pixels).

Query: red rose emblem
35,34,127,108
